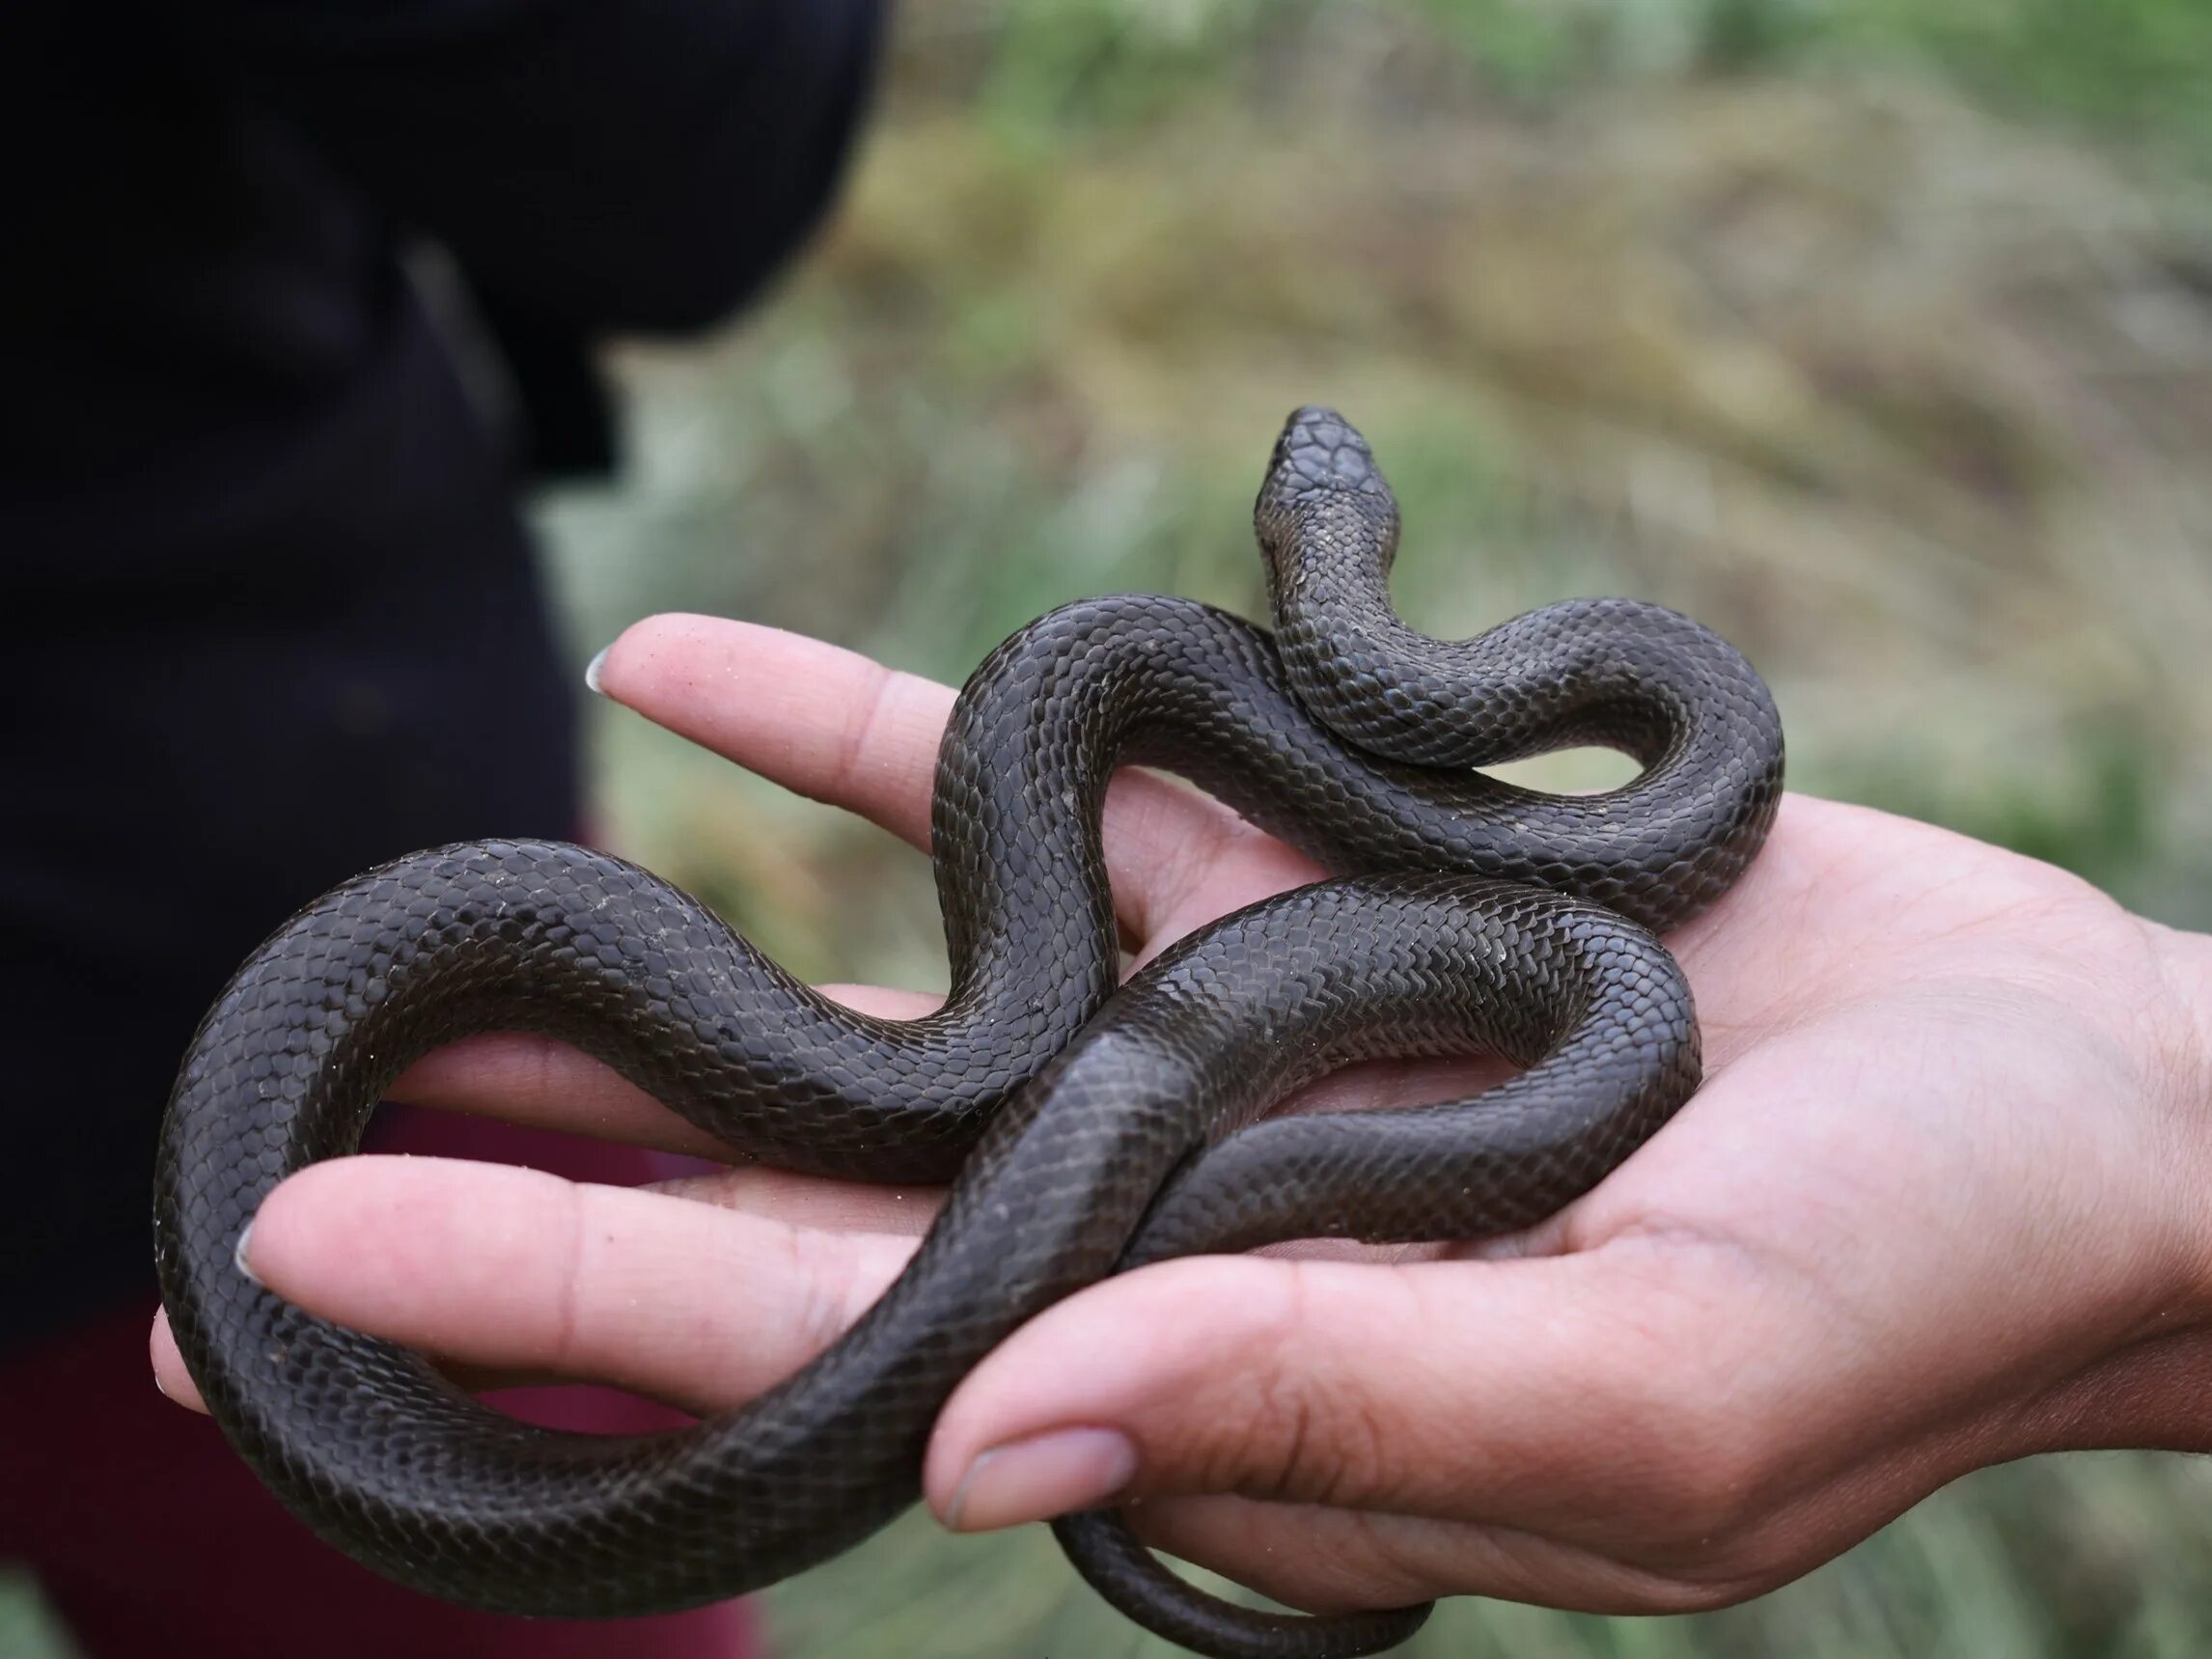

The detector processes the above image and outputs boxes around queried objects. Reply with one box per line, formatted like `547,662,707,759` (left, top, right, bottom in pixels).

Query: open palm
154,612,2212,1618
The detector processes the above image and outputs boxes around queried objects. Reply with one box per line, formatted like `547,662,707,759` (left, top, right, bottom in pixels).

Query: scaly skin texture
154,408,1784,1657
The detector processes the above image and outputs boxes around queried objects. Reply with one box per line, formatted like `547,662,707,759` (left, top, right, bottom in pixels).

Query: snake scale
155,407,1784,1659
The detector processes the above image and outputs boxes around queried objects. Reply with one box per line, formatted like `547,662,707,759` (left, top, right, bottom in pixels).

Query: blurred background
540,1,2212,1655
14,1,2200,1655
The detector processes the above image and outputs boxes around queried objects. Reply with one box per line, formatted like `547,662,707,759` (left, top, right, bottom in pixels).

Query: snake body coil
156,409,1784,1659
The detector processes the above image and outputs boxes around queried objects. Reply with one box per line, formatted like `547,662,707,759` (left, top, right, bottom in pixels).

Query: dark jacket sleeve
180,0,885,334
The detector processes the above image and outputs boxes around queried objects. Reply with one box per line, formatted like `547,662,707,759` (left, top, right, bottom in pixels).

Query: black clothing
4,1,883,1345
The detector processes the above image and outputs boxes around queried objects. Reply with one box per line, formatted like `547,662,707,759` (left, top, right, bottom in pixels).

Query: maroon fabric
0,1113,759,1659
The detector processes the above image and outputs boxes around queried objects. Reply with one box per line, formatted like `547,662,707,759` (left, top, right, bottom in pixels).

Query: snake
155,406,1784,1659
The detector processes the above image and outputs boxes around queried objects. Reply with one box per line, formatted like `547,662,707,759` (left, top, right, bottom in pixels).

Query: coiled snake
155,408,1784,1658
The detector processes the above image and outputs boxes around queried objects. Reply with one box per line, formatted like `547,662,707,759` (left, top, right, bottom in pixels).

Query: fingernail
233,1220,263,1285
583,646,612,696
944,1427,1138,1533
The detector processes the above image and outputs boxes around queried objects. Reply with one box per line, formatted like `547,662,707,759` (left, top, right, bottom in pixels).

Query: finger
594,614,954,850
652,1161,947,1240
147,1052,1544,1419
154,1300,529,1414
591,615,1306,946
924,1247,1785,1543
1265,1051,1518,1123
1114,1495,1733,1618
240,1156,914,1413
386,1036,730,1159
151,1307,206,1413
383,982,941,1156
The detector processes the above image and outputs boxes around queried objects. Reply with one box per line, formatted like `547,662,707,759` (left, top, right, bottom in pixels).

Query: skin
152,612,2212,1618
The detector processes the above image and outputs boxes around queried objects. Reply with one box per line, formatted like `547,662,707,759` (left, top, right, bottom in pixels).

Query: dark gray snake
155,407,1784,1659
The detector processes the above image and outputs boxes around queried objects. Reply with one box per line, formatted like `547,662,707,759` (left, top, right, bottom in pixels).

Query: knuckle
545,1181,591,1375
783,1223,865,1361
1204,1267,1409,1510
830,662,899,802
1590,1236,1791,1558
1617,1379,1791,1571
1634,1391,1776,1551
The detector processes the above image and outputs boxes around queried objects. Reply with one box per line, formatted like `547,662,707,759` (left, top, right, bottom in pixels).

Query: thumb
922,1249,1750,1541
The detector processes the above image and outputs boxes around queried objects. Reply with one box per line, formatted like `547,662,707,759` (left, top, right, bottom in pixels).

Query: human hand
152,613,2212,1618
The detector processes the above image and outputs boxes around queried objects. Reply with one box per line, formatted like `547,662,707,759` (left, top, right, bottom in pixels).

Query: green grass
901,0,2212,168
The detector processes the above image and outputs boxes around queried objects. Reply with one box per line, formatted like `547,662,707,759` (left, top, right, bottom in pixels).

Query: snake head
1255,405,1399,573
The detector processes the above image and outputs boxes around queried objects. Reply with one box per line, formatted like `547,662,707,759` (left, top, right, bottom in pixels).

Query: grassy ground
531,4,2212,1655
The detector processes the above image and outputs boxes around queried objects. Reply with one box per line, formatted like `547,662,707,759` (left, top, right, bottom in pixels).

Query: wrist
2148,920,2212,1317
2152,918,2212,1104
2009,918,2212,1458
